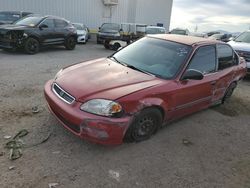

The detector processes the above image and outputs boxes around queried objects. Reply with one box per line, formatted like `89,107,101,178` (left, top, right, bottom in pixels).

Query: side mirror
181,69,204,80
39,24,48,30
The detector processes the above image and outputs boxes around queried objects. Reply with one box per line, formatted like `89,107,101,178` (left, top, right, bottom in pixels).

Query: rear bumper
44,80,132,145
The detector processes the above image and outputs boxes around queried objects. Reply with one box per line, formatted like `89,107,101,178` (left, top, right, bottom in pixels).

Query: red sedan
44,34,247,145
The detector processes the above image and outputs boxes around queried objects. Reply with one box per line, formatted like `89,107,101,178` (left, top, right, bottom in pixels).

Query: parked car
44,35,246,145
190,32,208,38
146,26,166,34
72,23,89,44
0,11,32,25
207,31,220,37
0,15,77,54
228,31,250,75
97,23,121,44
209,33,232,42
170,28,189,35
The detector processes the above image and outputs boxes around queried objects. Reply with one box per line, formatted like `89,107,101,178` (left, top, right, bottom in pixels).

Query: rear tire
65,36,76,50
124,108,163,142
113,43,121,51
222,82,237,103
24,38,40,54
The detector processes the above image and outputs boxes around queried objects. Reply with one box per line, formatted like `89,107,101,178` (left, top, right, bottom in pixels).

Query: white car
228,31,250,75
72,23,90,44
146,26,166,34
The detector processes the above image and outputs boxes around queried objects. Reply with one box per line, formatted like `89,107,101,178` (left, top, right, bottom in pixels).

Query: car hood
0,24,31,31
228,41,250,51
55,58,163,102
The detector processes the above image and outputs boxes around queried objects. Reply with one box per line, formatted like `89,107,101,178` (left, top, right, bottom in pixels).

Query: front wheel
65,37,76,50
24,38,40,54
124,108,163,142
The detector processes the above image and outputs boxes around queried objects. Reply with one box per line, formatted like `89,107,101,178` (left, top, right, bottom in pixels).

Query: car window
41,18,55,28
217,44,234,70
55,19,68,28
188,46,216,74
113,37,192,79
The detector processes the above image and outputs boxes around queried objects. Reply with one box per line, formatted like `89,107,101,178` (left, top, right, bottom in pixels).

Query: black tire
124,108,163,142
65,36,76,50
24,38,39,54
104,41,110,49
113,43,121,51
222,82,237,103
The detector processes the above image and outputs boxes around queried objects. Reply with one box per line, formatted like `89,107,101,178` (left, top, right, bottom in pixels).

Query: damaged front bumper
44,80,132,145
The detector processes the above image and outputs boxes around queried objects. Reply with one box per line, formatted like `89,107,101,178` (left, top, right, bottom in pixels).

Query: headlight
80,99,123,117
54,69,63,80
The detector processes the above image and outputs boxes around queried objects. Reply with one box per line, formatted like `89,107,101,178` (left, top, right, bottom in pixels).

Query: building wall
0,0,172,31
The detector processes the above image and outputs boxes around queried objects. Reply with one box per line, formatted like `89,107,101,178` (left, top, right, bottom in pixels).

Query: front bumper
0,39,15,49
44,80,132,145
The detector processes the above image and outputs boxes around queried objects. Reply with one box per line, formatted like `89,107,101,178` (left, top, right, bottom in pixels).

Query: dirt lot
0,43,250,188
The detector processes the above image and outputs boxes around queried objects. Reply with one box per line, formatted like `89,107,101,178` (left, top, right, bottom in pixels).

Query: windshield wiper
109,56,154,76
109,56,127,67
126,64,155,76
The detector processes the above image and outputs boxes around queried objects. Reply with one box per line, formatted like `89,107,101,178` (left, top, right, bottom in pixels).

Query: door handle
210,81,217,86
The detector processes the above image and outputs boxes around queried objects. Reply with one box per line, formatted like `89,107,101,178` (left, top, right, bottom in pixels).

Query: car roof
151,34,223,46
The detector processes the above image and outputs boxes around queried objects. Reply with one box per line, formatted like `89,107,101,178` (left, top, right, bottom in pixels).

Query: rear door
170,45,218,119
54,19,70,44
212,44,238,102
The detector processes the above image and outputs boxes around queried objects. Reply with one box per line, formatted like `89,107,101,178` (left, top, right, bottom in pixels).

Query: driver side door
38,18,56,45
169,45,218,119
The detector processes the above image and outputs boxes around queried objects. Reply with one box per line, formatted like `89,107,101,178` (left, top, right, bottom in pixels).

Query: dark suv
0,15,77,54
0,11,33,25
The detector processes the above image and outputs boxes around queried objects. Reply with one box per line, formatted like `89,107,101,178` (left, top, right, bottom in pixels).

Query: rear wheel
65,36,76,50
222,82,237,103
124,108,163,142
24,38,39,54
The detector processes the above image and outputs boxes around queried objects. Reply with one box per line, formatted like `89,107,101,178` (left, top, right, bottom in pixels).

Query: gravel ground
0,43,250,188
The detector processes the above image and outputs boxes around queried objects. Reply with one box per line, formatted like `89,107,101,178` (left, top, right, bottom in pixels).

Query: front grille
50,105,80,134
236,50,250,62
52,83,75,104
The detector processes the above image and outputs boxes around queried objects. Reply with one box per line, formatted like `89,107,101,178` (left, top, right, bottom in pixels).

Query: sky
170,0,250,33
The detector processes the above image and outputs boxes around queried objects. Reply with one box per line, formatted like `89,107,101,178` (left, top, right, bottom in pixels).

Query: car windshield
0,12,21,22
146,28,166,34
234,32,250,43
101,23,120,31
73,24,83,30
112,37,191,79
15,16,43,27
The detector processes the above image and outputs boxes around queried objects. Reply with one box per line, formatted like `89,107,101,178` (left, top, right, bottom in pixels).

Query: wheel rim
133,116,156,139
28,40,38,52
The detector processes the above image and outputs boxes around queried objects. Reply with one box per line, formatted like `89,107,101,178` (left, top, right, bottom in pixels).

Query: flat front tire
24,38,40,54
124,108,163,142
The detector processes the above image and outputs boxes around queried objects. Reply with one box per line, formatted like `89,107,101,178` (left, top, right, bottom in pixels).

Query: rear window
55,19,68,28
217,44,234,70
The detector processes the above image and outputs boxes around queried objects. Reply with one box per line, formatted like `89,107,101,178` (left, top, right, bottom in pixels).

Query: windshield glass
235,32,250,43
146,28,166,34
0,12,21,22
112,37,191,79
101,23,120,31
73,24,83,30
15,16,43,27
171,29,186,35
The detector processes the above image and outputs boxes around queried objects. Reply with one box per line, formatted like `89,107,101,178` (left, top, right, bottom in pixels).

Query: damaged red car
44,35,247,145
